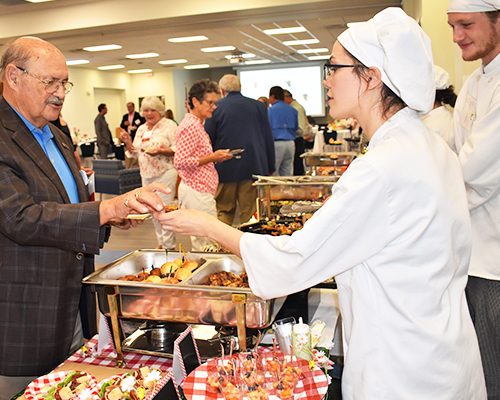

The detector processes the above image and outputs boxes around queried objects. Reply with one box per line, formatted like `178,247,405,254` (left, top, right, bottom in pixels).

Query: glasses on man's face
323,63,355,79
16,66,74,94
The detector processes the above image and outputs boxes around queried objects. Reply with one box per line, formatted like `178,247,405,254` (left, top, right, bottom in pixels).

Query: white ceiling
0,0,402,72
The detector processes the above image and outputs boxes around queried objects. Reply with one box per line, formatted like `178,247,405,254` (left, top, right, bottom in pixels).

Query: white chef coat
241,108,486,400
444,52,500,281
420,105,453,138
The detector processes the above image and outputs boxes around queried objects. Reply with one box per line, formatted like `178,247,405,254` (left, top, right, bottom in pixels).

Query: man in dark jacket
205,74,275,225
120,101,145,168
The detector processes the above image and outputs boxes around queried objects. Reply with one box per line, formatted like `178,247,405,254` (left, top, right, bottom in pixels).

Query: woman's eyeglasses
324,63,355,79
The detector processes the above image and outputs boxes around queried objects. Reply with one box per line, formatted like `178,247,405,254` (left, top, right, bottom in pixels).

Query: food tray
83,250,284,328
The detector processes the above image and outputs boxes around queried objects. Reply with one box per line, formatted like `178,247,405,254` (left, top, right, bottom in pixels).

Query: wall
64,67,133,139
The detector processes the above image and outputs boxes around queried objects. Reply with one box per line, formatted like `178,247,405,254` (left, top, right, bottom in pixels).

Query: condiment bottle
292,317,311,360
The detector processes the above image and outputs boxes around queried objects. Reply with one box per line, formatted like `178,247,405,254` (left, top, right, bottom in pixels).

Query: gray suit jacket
94,112,111,147
0,96,106,376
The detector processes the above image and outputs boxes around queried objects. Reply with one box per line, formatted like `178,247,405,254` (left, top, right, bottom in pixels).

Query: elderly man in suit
0,36,169,399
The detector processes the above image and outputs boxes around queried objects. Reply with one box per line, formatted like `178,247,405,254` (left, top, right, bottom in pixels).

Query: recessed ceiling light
159,59,188,65
184,64,210,70
297,48,329,54
168,36,208,43
126,53,159,59
347,22,363,28
264,27,307,35
201,46,236,53
127,69,153,74
245,60,271,65
283,39,320,46
98,65,125,70
66,60,89,66
24,0,56,2
308,55,331,60
225,53,255,59
83,44,122,52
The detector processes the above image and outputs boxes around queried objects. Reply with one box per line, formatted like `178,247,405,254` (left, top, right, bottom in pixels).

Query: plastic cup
273,317,295,355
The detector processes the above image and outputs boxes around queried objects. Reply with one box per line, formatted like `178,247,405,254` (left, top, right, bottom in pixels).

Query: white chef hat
338,7,434,114
448,0,500,12
434,65,450,90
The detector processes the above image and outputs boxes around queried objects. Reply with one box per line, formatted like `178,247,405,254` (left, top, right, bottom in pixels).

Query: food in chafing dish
97,366,163,400
207,271,249,288
117,257,200,284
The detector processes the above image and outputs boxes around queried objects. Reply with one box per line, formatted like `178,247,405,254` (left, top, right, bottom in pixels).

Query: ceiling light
245,60,271,65
201,46,236,53
159,59,188,65
83,44,122,52
264,27,307,35
184,64,210,70
127,69,153,74
225,53,255,59
347,22,363,28
308,55,331,60
297,48,329,54
168,36,208,43
66,60,89,66
126,53,159,59
24,0,56,2
283,39,319,46
98,65,125,70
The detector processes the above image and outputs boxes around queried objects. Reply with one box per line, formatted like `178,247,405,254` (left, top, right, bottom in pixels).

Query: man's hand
99,182,171,226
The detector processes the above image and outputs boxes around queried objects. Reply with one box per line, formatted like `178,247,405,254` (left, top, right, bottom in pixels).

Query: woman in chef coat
421,65,457,137
156,8,485,400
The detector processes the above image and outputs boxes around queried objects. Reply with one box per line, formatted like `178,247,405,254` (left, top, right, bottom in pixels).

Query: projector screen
238,64,325,117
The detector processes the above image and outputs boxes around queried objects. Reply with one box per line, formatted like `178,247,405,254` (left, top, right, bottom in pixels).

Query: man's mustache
46,97,63,106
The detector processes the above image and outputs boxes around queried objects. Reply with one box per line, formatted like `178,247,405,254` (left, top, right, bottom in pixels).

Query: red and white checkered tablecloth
66,335,173,371
182,352,328,400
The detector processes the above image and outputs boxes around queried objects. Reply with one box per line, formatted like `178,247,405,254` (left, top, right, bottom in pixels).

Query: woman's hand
212,149,233,163
146,147,175,157
153,208,243,256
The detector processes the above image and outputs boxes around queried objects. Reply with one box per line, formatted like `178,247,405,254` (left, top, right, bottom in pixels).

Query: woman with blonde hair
120,96,177,249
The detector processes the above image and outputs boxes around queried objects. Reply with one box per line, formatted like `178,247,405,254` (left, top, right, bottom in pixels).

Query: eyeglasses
324,63,355,79
203,99,217,107
16,66,74,94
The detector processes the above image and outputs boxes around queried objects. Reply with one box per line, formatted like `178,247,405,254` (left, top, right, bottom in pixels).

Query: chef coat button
477,76,481,81
76,252,84,260
488,78,493,83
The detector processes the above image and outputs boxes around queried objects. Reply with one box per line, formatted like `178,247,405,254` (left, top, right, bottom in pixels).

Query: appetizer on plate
24,370,98,400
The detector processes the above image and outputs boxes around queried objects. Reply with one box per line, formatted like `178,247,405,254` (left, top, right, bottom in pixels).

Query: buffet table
17,288,341,399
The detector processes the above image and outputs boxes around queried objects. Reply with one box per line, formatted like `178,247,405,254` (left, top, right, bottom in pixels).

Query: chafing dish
83,250,284,329
253,175,338,219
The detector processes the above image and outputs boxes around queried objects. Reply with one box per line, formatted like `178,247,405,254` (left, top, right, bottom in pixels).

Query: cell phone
229,148,245,155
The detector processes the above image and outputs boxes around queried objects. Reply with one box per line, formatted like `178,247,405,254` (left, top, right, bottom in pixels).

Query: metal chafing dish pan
83,250,285,329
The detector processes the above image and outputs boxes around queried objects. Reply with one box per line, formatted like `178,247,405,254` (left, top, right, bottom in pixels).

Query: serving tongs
253,175,296,184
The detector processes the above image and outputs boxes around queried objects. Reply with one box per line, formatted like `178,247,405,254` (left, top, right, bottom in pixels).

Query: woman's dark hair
435,85,457,108
345,49,406,119
188,79,220,109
